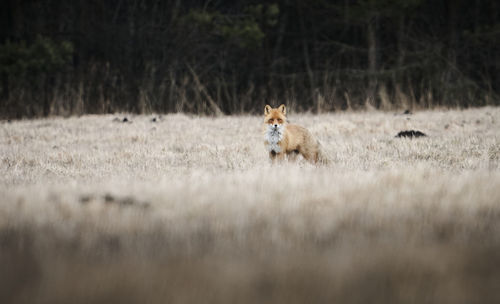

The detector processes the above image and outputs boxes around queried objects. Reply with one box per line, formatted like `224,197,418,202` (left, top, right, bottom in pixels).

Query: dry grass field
1,107,500,303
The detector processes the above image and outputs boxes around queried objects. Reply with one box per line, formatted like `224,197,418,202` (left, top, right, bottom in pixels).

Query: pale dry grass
1,107,500,303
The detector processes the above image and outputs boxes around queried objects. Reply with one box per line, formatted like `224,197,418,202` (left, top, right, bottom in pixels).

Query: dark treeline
1,0,499,118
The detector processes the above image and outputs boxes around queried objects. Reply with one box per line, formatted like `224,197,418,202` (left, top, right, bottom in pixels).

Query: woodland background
1,0,499,118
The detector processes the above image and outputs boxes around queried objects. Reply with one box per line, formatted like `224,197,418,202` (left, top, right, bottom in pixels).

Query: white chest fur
265,125,284,153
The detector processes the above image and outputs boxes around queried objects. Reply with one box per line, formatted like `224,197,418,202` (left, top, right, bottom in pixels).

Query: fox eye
277,119,283,123
268,119,273,124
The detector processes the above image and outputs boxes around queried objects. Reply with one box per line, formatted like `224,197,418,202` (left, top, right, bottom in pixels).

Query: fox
263,104,328,164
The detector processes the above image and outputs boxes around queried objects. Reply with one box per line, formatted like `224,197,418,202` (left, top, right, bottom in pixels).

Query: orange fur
263,104,327,164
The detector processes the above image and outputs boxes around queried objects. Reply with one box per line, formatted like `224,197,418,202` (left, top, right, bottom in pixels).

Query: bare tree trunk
1,72,8,101
297,1,316,110
272,0,287,64
187,64,223,116
448,1,458,66
444,0,459,107
127,0,140,112
367,14,378,108
395,15,409,109
170,0,182,25
8,0,22,39
272,0,288,75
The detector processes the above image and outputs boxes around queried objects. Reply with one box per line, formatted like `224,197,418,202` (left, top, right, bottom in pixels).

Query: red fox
263,104,328,164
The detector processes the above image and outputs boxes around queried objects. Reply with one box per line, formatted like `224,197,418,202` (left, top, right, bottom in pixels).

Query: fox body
263,104,327,164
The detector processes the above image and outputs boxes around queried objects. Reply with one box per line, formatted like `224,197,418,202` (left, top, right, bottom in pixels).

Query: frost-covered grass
1,107,500,303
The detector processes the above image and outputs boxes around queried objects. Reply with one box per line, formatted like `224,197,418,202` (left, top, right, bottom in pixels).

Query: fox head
264,104,287,130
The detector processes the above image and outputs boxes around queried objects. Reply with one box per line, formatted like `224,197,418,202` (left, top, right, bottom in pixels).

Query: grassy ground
1,107,500,303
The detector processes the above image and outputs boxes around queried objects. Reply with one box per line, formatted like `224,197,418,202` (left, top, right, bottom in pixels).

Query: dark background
1,0,499,118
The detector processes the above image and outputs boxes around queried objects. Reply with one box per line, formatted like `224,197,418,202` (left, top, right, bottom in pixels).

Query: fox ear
264,105,272,115
278,104,286,115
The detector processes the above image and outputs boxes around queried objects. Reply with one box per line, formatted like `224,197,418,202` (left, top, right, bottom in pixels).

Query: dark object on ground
396,130,427,138
151,117,157,122
403,109,412,115
113,117,131,123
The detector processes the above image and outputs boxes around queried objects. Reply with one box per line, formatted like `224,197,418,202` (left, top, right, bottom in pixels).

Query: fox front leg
269,151,278,163
276,152,285,162
269,151,285,164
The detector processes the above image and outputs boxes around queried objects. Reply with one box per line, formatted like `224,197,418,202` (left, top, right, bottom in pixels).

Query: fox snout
269,123,281,133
